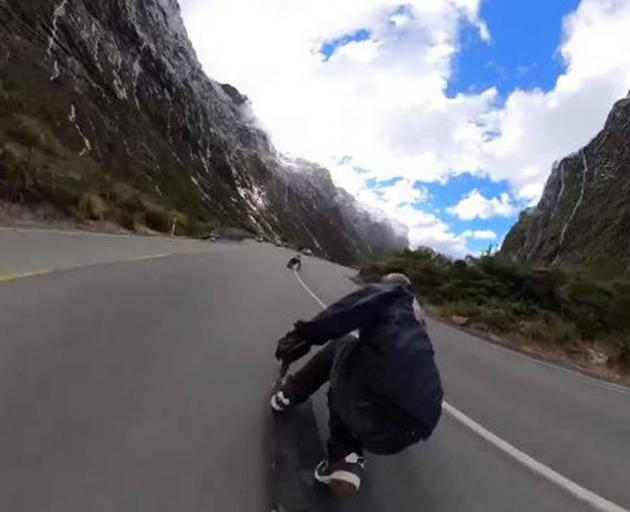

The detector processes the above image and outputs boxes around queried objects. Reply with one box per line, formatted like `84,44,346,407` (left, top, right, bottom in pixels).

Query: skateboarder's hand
275,331,310,364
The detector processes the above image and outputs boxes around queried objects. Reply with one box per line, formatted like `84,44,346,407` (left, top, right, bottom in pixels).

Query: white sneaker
270,390,292,413
314,453,365,495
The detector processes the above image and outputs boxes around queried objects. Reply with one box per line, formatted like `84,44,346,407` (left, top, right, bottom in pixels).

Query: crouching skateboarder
271,274,443,495
287,254,302,271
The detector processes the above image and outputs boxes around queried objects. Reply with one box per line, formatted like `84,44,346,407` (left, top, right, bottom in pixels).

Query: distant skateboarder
286,254,302,271
271,274,442,495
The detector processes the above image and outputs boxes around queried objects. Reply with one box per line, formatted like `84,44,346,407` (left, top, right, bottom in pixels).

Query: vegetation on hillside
360,248,630,371
0,113,217,238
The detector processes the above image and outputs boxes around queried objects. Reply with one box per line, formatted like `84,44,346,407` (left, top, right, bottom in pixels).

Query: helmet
381,273,411,286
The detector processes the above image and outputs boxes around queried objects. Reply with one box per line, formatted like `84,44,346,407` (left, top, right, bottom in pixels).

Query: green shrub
184,218,212,238
438,301,479,319
143,203,173,233
618,335,630,367
79,192,107,221
170,212,189,236
112,182,138,205
603,331,630,366
521,316,576,344
472,303,516,332
7,115,64,156
118,210,144,232
610,281,630,330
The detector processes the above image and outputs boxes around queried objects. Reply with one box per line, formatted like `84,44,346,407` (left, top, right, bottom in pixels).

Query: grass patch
520,316,576,344
79,192,108,221
143,202,174,233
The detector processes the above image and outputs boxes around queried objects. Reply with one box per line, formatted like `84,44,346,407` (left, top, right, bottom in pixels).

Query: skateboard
269,363,333,512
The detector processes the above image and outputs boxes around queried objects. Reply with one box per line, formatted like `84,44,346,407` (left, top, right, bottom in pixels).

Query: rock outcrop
501,92,630,273
0,0,407,264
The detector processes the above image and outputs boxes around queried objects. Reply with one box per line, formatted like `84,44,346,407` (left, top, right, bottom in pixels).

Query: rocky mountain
0,0,407,264
501,91,630,274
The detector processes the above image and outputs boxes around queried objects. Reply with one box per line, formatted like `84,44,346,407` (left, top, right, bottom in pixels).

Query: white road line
293,270,629,512
443,403,627,512
294,271,326,308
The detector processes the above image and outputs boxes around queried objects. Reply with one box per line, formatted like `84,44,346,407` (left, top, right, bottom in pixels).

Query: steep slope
0,0,407,264
501,92,630,273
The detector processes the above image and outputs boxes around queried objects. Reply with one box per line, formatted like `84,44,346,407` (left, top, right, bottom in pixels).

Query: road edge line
443,402,627,512
0,270,52,283
293,270,629,512
0,253,183,285
294,271,327,309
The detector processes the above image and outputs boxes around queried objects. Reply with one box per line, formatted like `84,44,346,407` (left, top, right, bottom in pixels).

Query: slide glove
275,331,311,365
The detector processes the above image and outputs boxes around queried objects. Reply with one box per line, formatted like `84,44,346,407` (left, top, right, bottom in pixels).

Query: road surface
0,227,218,276
1,230,629,511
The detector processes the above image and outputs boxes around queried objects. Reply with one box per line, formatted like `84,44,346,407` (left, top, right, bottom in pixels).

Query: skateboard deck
270,398,332,511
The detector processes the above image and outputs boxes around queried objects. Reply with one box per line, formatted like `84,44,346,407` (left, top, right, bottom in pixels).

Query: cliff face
0,0,407,264
501,92,630,273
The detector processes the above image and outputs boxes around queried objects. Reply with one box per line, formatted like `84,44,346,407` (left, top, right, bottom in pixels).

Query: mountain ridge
0,0,408,264
500,91,630,274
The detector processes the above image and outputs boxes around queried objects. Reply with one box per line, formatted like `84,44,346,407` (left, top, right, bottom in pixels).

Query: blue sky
320,0,580,254
182,0,630,256
424,177,518,253
326,0,579,254
321,29,371,61
319,0,579,100
447,0,580,99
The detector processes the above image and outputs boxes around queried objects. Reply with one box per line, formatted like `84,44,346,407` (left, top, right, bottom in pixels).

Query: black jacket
295,282,443,454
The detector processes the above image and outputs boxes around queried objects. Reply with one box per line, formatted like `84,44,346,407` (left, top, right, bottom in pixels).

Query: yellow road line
0,251,206,285
129,253,171,261
0,270,52,283
0,253,180,285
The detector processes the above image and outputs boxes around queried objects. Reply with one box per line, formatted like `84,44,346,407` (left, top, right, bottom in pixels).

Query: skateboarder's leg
271,341,335,412
314,393,365,494
271,336,356,413
285,341,336,403
327,393,363,460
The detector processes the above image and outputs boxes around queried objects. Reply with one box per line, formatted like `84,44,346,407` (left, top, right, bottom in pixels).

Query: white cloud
372,179,430,206
179,0,630,255
334,173,471,257
447,189,517,220
403,206,470,257
179,0,491,185
461,229,497,241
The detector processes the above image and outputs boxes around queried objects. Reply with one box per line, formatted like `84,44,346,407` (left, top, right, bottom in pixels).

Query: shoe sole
314,469,360,495
330,480,358,496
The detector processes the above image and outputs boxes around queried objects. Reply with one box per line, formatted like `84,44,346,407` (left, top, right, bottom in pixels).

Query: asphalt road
0,227,220,276
1,230,629,511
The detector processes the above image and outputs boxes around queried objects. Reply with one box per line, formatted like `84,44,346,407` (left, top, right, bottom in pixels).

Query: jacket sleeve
294,284,397,345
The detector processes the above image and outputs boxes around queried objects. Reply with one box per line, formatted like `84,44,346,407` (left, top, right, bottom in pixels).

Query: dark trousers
288,338,363,461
